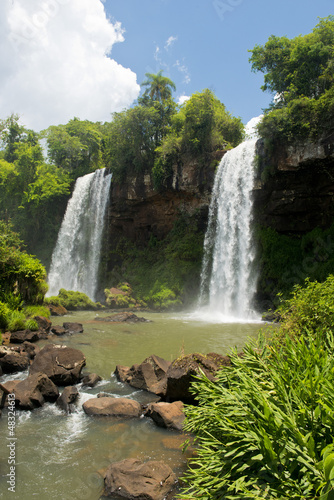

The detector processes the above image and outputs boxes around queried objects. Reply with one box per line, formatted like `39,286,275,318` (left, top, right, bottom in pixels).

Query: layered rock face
106,153,222,248
254,134,334,235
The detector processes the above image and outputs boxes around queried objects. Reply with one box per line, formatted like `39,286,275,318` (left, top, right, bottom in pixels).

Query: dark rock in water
165,352,231,403
0,348,30,374
30,344,86,386
56,386,79,413
47,303,68,316
51,325,67,336
96,312,151,323
103,458,177,500
145,401,185,431
10,330,40,344
9,373,59,410
115,354,170,396
83,396,142,418
22,341,40,360
81,373,102,388
34,316,52,333
63,322,84,334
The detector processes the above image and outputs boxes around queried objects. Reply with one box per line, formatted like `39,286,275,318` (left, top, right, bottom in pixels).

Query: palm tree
140,70,176,104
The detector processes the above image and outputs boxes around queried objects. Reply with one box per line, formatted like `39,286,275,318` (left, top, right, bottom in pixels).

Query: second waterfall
199,123,259,320
47,168,112,301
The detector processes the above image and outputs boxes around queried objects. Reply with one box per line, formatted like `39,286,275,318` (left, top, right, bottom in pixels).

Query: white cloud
164,35,177,50
0,0,140,130
178,95,190,105
174,59,191,85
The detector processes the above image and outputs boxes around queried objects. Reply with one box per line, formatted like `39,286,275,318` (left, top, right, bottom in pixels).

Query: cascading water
198,118,260,321
47,168,112,301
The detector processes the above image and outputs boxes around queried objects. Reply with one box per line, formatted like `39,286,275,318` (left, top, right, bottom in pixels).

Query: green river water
0,310,264,500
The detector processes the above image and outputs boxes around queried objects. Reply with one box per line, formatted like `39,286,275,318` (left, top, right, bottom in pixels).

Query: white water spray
198,118,261,321
47,168,112,301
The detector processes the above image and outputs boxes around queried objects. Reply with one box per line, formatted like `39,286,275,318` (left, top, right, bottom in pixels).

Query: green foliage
0,221,47,305
249,16,334,146
256,224,334,307
7,310,27,332
23,304,50,319
45,288,103,311
0,301,10,330
180,328,334,499
276,275,334,342
44,118,103,178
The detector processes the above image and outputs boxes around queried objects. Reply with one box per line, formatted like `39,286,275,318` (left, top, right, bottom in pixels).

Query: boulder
83,397,142,418
145,401,185,431
81,373,102,388
51,325,67,336
34,316,52,333
56,386,79,413
96,312,150,323
21,341,40,360
29,344,86,386
10,373,59,410
47,303,68,316
103,458,177,499
115,355,170,396
10,329,41,344
165,352,231,402
0,350,30,373
62,322,84,334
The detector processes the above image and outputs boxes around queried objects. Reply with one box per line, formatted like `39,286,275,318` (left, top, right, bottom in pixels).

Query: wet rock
10,373,59,410
10,330,41,344
96,312,151,323
83,397,142,418
115,355,170,396
51,325,67,336
0,350,30,374
103,458,177,499
29,344,86,386
145,401,185,431
81,373,102,388
56,386,79,413
22,341,40,360
62,322,84,334
47,303,68,316
34,316,52,333
165,352,231,402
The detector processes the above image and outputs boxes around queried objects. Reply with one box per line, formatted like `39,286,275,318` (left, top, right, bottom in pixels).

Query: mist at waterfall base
193,117,262,324
47,168,112,302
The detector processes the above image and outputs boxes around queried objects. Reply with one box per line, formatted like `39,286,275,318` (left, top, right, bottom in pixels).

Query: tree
140,70,176,104
139,70,177,143
249,15,334,105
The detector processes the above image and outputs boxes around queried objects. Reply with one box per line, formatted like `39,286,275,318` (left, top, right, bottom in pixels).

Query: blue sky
0,0,332,130
105,0,333,123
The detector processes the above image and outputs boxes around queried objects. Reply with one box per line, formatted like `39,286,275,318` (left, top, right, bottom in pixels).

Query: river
0,310,264,499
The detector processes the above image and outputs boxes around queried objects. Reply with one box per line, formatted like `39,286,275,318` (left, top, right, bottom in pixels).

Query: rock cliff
253,133,334,235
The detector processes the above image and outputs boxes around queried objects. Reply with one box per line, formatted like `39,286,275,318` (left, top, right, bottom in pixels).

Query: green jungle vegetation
180,275,334,499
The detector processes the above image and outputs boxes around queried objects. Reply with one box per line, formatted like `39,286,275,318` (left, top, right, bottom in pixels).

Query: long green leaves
179,331,334,499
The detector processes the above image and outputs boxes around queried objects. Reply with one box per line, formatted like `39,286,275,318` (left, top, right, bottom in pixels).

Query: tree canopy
249,16,334,144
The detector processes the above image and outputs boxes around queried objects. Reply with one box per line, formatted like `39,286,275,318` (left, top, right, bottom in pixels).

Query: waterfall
47,168,112,301
198,119,260,321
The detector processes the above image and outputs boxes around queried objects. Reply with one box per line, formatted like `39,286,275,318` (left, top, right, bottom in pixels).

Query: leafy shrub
24,318,39,331
7,310,26,332
146,283,182,310
45,289,102,311
0,301,10,331
180,277,334,499
23,305,51,319
181,331,334,499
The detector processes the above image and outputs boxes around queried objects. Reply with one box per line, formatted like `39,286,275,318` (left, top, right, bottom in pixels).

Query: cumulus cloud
178,95,190,105
0,0,140,130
